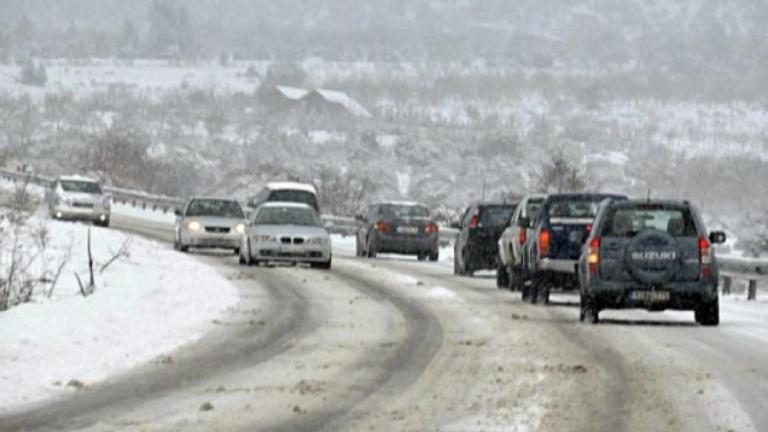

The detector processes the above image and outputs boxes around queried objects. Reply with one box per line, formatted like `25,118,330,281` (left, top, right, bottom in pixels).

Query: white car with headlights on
240,202,332,269
174,198,247,254
47,176,111,227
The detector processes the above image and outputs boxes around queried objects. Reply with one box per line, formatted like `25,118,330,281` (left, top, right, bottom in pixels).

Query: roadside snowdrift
0,219,239,412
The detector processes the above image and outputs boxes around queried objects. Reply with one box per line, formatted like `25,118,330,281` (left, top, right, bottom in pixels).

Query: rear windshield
480,205,516,227
602,206,697,237
254,206,322,227
61,180,102,194
268,190,318,210
526,200,544,219
186,200,244,218
547,198,601,219
380,204,430,219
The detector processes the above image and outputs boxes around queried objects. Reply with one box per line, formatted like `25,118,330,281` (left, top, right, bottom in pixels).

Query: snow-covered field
0,215,238,412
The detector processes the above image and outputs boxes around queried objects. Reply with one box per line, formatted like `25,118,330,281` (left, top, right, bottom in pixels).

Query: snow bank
0,219,239,412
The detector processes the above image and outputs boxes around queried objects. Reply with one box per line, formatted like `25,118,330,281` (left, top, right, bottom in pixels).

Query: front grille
205,227,230,234
73,202,94,209
280,237,305,244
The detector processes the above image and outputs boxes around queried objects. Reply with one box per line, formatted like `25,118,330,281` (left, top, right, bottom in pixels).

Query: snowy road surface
1,211,766,431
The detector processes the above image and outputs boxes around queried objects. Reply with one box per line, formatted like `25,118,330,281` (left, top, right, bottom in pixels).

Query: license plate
397,226,419,234
630,291,670,302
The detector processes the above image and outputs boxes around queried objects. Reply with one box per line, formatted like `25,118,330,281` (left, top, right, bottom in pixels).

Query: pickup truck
523,192,627,304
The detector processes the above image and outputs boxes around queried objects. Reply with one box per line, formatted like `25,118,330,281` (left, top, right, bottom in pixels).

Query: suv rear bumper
585,280,718,311
539,258,578,274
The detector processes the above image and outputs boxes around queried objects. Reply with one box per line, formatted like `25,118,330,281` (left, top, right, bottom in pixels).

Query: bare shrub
534,149,591,194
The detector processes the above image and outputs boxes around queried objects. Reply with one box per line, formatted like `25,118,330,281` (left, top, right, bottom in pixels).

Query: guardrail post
748,279,757,301
721,276,732,295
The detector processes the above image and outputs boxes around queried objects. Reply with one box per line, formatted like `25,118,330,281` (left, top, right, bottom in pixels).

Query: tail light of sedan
587,237,601,276
375,220,390,233
468,214,479,229
425,223,439,235
518,229,527,246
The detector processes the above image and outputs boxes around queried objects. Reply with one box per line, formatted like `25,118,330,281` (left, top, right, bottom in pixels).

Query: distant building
256,84,372,119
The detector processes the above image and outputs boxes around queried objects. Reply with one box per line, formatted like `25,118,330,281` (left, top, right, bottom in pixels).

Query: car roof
259,201,315,209
609,199,691,209
523,194,547,201
375,200,428,207
188,197,241,204
266,182,317,194
546,192,626,200
471,201,517,207
58,175,99,183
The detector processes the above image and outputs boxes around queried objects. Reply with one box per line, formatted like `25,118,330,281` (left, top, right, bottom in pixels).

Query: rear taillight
376,220,390,233
468,215,479,229
586,224,593,233
518,229,527,246
587,237,601,276
699,236,712,277
425,223,439,235
539,229,551,257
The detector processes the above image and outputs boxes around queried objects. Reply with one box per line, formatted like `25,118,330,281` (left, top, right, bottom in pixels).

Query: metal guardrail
718,256,767,300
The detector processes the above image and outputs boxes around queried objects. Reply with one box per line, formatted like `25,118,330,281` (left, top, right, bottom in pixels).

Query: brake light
539,229,551,257
425,223,439,235
518,229,527,246
586,224,593,233
588,237,600,276
699,236,712,277
468,215,479,229
376,220,390,233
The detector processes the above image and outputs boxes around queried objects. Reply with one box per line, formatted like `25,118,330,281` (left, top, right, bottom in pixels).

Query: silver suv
47,176,111,227
497,194,545,290
578,200,726,325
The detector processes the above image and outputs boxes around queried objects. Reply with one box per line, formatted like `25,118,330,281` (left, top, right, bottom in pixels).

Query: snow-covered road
2,209,766,431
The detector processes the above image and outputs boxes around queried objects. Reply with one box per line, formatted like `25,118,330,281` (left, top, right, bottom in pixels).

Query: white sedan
239,202,332,269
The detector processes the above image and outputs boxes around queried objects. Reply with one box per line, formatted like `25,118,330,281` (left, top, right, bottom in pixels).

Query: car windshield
603,206,697,237
60,180,102,194
254,206,322,226
185,200,244,218
269,190,318,210
547,198,601,219
480,205,516,227
380,204,430,219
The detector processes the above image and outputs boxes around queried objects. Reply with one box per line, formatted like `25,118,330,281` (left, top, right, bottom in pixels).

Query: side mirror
449,221,461,230
709,231,727,245
517,217,531,229
174,208,182,217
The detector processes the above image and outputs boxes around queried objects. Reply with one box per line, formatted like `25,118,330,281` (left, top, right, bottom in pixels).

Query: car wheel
428,250,439,262
453,254,462,275
179,244,189,253
312,258,332,270
496,263,509,289
367,238,377,259
233,248,240,256
239,252,247,265
529,274,547,304
580,294,599,324
509,266,523,291
695,298,719,326
521,283,530,301
417,252,427,261
462,252,474,277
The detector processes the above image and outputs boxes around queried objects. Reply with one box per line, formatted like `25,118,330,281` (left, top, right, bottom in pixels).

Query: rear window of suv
548,199,600,219
602,206,697,237
480,205,516,227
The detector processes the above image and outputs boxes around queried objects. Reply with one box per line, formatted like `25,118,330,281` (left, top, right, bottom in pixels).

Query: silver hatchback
174,198,247,254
